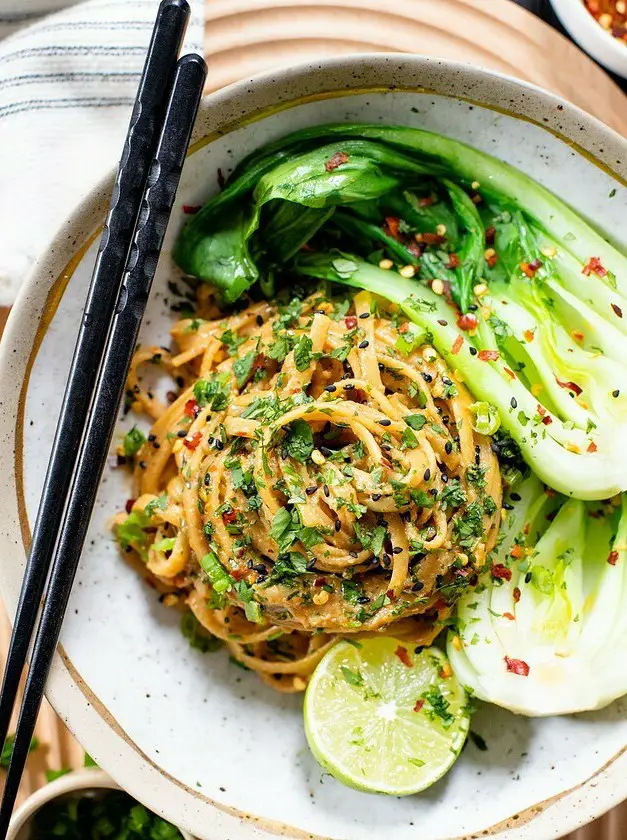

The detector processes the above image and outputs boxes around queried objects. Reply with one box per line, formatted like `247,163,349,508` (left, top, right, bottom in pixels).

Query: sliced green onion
469,401,501,436
153,537,176,553
201,551,233,594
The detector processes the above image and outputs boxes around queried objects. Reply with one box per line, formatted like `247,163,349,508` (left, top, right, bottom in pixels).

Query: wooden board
2,0,627,832
203,0,627,136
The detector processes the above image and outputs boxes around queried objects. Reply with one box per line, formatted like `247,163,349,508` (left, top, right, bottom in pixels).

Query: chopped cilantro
123,426,146,458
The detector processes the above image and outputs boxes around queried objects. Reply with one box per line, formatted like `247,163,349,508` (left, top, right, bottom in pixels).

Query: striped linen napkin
0,0,204,305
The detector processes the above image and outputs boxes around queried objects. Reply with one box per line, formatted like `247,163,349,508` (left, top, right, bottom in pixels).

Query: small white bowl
7,768,195,839
550,0,627,78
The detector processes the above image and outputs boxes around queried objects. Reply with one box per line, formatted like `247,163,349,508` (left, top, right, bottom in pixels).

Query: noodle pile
114,287,501,692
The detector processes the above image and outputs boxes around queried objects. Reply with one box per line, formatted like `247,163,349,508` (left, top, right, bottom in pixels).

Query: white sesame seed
431,279,444,296
471,180,481,190
311,449,325,465
473,282,488,296
378,258,394,270
399,264,416,278
436,223,447,237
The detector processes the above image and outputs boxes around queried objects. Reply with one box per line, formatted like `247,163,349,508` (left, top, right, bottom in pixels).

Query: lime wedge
304,638,470,795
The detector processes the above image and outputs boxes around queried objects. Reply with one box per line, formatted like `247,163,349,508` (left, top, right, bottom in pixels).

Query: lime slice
304,638,470,795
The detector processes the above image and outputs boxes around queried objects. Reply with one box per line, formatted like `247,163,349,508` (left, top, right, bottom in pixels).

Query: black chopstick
0,0,190,763
0,47,206,840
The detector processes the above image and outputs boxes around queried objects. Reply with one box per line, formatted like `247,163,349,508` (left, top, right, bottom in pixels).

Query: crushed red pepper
478,349,499,361
325,151,349,171
582,255,608,277
608,550,619,565
504,656,530,676
584,1,627,43
491,564,512,581
555,377,583,396
394,645,413,667
457,313,479,331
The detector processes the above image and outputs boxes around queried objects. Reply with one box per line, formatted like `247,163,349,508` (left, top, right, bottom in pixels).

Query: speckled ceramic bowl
0,55,626,840
7,769,194,839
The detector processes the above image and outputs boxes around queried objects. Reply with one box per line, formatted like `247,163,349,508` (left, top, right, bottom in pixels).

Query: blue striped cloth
0,0,203,304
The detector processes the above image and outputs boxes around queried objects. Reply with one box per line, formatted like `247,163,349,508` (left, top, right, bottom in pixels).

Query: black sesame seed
343,383,355,390
215,440,224,451
204,473,211,487
382,553,392,566
510,492,521,501
359,312,370,319
320,446,334,457
281,449,288,460
139,460,147,470
613,389,620,398
392,546,402,555
412,581,424,592
441,474,449,483
510,397,517,409
177,430,187,438
381,444,392,451
379,418,391,427
306,485,318,495
324,384,337,393
424,468,431,481
372,494,382,501
400,510,411,522
253,563,267,574
445,441,453,454
502,502,514,510
469,346,478,356
357,595,371,603
323,484,330,498
442,376,453,386
148,434,157,442
422,373,433,383
437,319,448,326
176,376,185,388
334,519,341,532
256,315,264,326
525,571,532,584
349,550,359,558
153,441,161,449
358,339,370,349
468,303,478,311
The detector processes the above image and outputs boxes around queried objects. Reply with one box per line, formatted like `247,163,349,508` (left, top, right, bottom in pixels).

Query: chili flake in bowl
550,0,627,76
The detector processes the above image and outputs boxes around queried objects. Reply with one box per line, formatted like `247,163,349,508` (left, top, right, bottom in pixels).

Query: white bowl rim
7,768,194,839
0,52,626,840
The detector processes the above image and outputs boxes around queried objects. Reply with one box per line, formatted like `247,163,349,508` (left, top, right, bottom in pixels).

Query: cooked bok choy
446,476,627,715
175,124,627,499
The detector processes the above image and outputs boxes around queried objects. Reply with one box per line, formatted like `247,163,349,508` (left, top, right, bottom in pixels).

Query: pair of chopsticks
0,1,206,833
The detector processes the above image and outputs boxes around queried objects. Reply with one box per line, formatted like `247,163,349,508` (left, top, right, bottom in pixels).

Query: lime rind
304,638,470,795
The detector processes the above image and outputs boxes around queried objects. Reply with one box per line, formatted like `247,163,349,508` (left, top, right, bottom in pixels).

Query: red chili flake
448,253,461,269
407,240,424,258
125,498,136,514
486,252,498,268
504,367,516,380
513,587,521,603
413,699,425,712
384,216,402,241
222,509,238,524
478,349,499,361
582,256,607,277
451,335,464,355
314,577,327,587
502,612,515,621
510,544,524,560
523,329,535,343
183,431,203,450
523,523,530,535
504,656,530,677
572,331,585,343
457,313,479,331
344,316,358,330
184,398,200,419
422,232,445,246
541,415,553,425
536,403,547,416
442,280,454,306
394,645,413,667
608,550,619,566
612,303,623,319
485,226,496,245
555,377,583,396
587,441,598,453
491,564,512,581
386,589,397,601
325,151,349,172
419,195,436,207
231,568,248,581
398,321,410,334
182,205,201,215
520,260,542,278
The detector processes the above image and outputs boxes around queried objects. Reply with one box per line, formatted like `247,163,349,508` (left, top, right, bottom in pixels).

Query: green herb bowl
7,768,195,839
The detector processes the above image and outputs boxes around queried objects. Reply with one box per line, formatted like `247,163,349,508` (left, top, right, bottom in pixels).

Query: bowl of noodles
0,54,626,840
